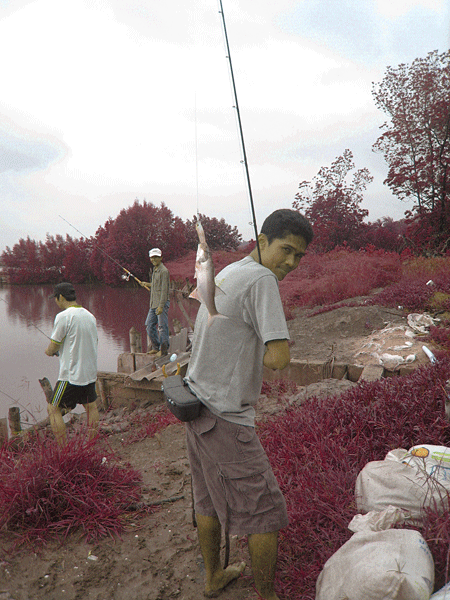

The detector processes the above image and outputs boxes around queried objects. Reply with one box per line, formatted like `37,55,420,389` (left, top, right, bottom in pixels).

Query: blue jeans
145,301,170,351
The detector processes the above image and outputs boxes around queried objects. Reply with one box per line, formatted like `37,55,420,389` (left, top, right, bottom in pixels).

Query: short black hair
260,209,313,246
51,282,76,301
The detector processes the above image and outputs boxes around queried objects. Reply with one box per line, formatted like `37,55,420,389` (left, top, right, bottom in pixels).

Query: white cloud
0,0,448,251
374,0,444,18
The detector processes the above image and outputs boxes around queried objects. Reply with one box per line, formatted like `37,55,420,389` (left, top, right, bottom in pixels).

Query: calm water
0,284,198,426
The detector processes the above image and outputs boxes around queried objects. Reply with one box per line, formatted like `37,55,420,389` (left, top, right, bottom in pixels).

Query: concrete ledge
100,356,416,412
359,365,385,382
263,361,359,386
97,370,164,410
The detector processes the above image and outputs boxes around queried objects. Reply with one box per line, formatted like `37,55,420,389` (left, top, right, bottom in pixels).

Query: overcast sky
0,0,449,251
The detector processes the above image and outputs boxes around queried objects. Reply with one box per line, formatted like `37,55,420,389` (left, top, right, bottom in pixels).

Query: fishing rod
0,387,45,424
58,215,148,289
217,0,262,264
0,297,52,340
0,296,60,355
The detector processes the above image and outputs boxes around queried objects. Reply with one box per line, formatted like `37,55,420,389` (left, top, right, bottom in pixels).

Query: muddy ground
0,301,438,600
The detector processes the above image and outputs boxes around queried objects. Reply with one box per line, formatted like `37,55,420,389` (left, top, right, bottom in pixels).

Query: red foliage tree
63,236,95,283
39,234,66,280
355,217,408,252
184,213,242,251
293,150,372,251
2,237,45,284
373,50,450,253
90,200,187,285
1,235,97,285
1,201,244,285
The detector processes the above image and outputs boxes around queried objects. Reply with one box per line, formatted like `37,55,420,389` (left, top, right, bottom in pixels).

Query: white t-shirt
51,306,98,385
186,256,289,426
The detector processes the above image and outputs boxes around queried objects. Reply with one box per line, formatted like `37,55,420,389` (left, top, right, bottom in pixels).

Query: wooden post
0,418,8,445
8,407,21,435
129,327,142,353
174,292,195,330
39,377,54,403
96,378,109,411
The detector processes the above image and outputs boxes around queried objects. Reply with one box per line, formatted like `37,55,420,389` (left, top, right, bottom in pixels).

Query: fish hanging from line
189,221,227,323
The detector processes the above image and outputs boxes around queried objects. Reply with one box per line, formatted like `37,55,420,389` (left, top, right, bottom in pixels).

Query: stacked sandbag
315,528,434,600
355,446,450,520
315,445,450,599
431,582,450,599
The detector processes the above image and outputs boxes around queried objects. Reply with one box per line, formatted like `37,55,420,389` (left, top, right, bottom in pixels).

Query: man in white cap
143,248,170,356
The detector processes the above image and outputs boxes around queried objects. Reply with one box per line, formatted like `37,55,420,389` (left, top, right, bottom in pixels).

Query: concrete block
263,360,324,386
399,365,416,377
117,353,135,374
331,364,348,380
360,364,384,382
134,353,153,371
169,328,188,355
347,364,364,382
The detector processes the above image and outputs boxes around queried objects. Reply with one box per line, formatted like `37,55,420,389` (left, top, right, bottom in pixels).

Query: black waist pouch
162,375,202,422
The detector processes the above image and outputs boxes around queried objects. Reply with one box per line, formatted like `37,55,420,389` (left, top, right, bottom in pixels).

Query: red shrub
258,359,450,599
0,432,148,551
370,277,434,311
165,249,248,286
426,325,450,355
279,248,403,313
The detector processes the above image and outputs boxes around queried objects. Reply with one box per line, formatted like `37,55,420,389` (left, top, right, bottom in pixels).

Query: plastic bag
404,445,450,483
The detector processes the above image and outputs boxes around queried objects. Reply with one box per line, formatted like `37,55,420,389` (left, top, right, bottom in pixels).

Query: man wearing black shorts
45,282,99,445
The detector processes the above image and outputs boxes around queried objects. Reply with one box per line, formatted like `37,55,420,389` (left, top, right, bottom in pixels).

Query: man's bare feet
204,561,246,598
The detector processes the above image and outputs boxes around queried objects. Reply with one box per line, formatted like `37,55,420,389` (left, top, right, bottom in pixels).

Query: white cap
149,248,162,257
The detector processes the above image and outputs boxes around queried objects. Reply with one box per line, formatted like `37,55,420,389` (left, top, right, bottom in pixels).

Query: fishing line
0,388,36,421
0,297,52,340
58,215,147,288
217,0,262,263
0,388,20,403
195,93,200,218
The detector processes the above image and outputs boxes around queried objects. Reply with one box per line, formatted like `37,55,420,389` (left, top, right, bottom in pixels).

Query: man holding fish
185,209,313,599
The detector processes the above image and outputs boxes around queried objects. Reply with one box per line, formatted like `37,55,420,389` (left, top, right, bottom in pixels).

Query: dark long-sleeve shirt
149,263,170,309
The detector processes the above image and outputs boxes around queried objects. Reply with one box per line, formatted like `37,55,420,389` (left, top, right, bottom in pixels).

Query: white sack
355,448,450,519
356,459,433,519
315,529,434,600
348,505,408,533
431,582,450,600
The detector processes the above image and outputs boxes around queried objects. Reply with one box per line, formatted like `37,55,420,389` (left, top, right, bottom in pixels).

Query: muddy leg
196,513,245,597
248,531,280,600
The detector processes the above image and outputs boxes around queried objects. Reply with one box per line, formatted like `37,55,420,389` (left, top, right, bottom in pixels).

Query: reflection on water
0,284,198,425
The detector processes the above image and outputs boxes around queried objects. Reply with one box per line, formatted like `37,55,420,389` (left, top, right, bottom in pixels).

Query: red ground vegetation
166,247,450,323
0,433,151,552
259,359,450,598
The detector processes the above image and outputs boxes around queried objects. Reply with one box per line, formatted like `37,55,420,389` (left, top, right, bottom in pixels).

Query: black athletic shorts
51,381,97,411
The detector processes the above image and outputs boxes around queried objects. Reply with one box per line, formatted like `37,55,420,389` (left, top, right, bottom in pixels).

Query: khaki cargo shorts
186,405,289,536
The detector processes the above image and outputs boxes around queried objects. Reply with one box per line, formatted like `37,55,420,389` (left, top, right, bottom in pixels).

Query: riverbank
0,297,444,599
